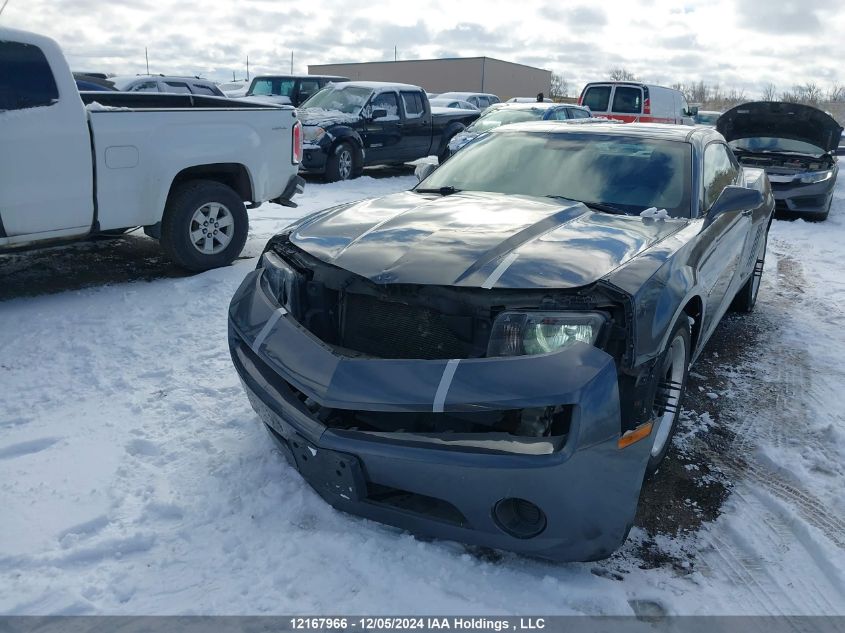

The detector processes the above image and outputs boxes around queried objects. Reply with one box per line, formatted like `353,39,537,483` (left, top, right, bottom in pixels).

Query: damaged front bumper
227,270,652,561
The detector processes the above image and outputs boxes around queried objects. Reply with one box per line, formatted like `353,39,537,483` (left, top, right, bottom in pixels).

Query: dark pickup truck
298,81,480,181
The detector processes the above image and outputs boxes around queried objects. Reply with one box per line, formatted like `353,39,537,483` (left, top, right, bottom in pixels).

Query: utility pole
246,55,250,80
290,51,293,73
394,45,397,62
145,47,149,74
0,0,10,17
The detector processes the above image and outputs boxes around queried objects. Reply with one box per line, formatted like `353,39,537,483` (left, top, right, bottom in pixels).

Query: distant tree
608,68,637,81
550,73,569,99
782,83,823,105
761,83,777,101
827,83,845,102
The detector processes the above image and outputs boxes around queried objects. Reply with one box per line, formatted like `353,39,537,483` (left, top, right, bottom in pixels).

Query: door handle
741,209,752,217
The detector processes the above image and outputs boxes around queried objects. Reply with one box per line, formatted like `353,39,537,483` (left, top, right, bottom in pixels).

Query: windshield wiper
546,196,627,215
415,186,462,196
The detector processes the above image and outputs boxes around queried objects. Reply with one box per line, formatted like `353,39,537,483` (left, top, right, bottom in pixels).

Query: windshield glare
468,108,546,132
419,132,692,217
299,85,373,114
729,137,824,155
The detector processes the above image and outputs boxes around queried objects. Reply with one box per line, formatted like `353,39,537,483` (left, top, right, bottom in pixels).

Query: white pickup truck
0,27,304,271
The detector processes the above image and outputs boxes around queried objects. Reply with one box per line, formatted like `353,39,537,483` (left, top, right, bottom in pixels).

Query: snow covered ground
1,172,844,615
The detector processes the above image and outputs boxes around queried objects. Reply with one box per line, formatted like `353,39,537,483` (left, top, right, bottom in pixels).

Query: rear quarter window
401,91,425,119
582,86,611,112
0,41,59,111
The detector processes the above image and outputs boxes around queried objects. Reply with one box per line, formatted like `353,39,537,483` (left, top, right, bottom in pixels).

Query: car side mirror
704,185,763,227
370,108,388,121
415,162,436,182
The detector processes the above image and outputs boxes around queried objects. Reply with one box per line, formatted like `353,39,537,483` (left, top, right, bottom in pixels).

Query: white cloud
2,0,844,97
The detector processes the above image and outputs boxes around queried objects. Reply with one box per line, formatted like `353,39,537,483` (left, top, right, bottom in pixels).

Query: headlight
799,170,833,184
259,251,297,309
302,125,326,143
487,311,605,357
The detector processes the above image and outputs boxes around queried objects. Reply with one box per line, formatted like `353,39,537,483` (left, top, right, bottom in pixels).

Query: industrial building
308,57,551,101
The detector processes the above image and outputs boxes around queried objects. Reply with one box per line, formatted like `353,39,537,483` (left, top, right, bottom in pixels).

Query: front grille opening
366,482,468,527
341,293,474,360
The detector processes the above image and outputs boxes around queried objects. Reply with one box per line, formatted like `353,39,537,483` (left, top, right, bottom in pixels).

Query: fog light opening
493,498,547,539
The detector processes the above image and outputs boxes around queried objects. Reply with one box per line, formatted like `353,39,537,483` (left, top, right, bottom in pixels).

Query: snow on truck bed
1,173,845,615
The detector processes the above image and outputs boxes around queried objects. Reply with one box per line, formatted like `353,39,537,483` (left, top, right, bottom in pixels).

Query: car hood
717,102,843,153
287,191,688,289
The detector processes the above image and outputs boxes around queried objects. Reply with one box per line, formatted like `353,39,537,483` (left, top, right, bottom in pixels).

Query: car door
581,84,612,115
609,85,643,122
362,90,403,164
0,40,93,238
399,90,430,160
696,142,751,337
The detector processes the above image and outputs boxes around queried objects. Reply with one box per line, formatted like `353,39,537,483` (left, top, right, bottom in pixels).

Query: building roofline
308,56,550,73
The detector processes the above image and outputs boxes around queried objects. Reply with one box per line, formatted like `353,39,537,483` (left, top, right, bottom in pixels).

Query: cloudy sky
3,0,844,96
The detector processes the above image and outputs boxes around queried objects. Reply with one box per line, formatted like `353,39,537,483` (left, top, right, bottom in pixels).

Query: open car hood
717,102,843,153
286,191,687,290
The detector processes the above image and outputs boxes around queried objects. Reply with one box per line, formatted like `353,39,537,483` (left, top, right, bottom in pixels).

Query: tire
731,228,768,313
325,142,357,181
160,179,248,272
646,317,691,476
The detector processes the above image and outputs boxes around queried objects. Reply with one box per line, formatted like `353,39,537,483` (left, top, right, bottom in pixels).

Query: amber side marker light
618,421,654,449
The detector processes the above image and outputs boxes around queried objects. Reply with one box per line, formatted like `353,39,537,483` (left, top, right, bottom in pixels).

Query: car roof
493,121,724,145
340,81,422,91
111,75,214,84
439,92,497,98
252,74,347,80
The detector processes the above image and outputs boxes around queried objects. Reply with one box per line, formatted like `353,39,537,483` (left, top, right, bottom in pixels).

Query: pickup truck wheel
731,229,768,313
325,142,356,181
646,318,691,477
161,180,248,272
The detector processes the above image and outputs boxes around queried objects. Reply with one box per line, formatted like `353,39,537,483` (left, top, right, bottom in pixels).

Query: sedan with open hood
228,122,774,561
717,101,843,221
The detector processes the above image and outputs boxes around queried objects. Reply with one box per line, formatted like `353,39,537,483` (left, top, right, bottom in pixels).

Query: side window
401,91,424,119
132,81,159,92
163,81,191,94
551,108,569,120
299,80,320,101
582,86,611,112
371,91,399,119
703,144,739,211
611,87,642,114
190,84,216,96
0,41,59,111
571,108,591,119
468,96,479,107
477,96,491,108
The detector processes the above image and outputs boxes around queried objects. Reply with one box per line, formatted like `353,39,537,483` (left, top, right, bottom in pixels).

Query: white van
579,82,696,125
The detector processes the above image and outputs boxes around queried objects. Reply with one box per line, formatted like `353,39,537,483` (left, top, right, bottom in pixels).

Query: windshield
695,112,720,125
248,78,295,97
467,108,546,133
299,85,373,114
418,132,692,217
729,137,824,155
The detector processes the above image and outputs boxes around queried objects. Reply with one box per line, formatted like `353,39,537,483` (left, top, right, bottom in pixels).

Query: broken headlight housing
487,311,606,357
259,251,297,309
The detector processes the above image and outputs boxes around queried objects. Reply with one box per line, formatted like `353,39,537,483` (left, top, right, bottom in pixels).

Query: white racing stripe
481,253,519,289
433,359,460,413
251,307,287,353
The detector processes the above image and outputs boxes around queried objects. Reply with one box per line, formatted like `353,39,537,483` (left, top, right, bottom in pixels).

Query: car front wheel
646,317,691,476
325,142,357,181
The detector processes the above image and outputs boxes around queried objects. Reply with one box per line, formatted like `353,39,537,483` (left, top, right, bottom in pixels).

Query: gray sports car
717,101,842,221
228,122,774,561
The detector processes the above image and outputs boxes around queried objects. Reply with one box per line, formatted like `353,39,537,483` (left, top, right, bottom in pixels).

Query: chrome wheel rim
189,203,234,255
651,335,686,457
338,149,353,180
